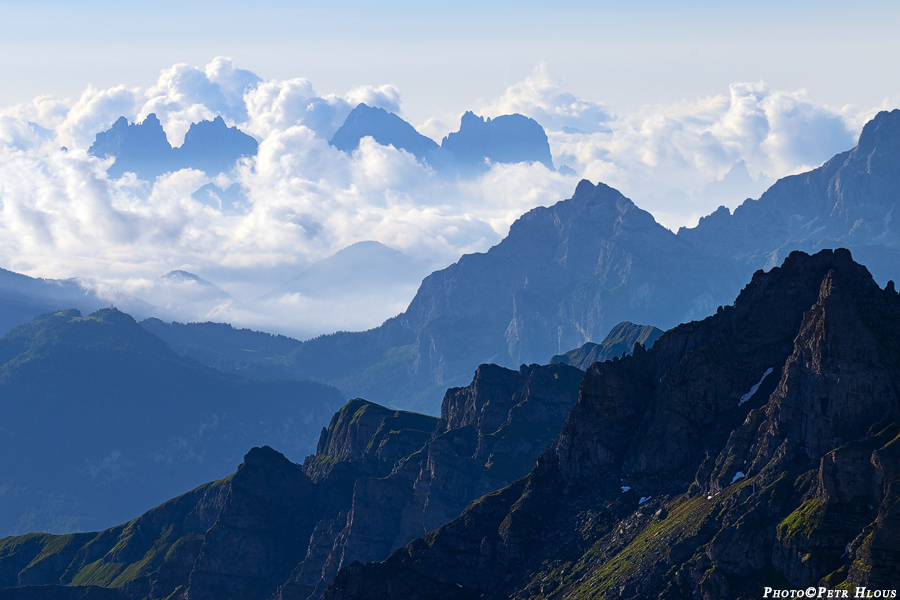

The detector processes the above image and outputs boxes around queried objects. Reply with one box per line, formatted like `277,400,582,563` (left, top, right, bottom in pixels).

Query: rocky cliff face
0,361,583,600
325,249,900,599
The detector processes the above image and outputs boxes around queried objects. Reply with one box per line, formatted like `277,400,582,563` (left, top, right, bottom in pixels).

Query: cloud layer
0,58,883,337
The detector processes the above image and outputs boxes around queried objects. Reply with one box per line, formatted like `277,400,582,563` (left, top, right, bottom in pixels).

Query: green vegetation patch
777,498,826,541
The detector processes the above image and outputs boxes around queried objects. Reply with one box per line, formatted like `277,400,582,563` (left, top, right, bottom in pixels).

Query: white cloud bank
0,58,887,337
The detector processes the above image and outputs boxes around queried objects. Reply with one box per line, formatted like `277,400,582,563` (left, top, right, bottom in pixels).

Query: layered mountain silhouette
325,249,900,598
0,269,159,337
0,308,343,536
329,104,554,175
3,250,897,598
89,114,258,179
0,361,585,600
170,110,898,414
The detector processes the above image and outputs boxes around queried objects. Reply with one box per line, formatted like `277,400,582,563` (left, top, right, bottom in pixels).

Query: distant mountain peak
89,114,257,180
159,270,206,284
330,103,439,160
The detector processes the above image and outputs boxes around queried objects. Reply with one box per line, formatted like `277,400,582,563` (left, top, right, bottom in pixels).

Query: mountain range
8,110,900,418
325,248,900,598
2,249,897,598
214,109,900,414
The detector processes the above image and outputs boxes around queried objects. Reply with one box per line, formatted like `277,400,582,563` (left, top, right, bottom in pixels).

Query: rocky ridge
324,249,900,599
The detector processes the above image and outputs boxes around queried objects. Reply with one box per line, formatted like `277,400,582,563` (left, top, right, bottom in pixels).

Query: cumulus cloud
243,78,402,142
537,80,859,227
0,60,879,338
477,64,613,134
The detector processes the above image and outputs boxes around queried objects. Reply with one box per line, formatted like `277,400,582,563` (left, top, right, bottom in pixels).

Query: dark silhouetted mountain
329,104,439,160
435,111,554,175
89,114,257,179
550,320,663,369
0,308,343,536
0,362,582,600
325,249,900,599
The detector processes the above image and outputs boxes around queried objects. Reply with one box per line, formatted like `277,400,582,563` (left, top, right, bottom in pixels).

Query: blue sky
4,0,899,125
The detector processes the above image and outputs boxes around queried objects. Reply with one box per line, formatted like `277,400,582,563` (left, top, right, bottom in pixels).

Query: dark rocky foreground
325,249,900,599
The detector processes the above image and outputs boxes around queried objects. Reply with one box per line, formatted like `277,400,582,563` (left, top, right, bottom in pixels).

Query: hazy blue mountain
329,104,439,160
176,116,258,173
678,109,900,286
191,182,249,214
0,360,582,600
0,268,158,337
128,110,900,417
329,105,555,176
89,114,257,179
550,320,663,369
263,241,432,301
140,318,303,380
435,111,555,174
0,308,343,536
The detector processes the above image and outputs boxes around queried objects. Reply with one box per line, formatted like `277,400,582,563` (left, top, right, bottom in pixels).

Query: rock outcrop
325,249,900,599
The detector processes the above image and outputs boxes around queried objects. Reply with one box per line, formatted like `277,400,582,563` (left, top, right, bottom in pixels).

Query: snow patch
639,496,651,505
731,471,745,484
739,367,774,405
621,486,631,493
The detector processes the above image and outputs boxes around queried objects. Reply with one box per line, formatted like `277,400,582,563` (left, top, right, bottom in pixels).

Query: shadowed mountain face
279,179,739,412
0,362,583,600
89,114,257,179
324,249,900,599
0,309,343,537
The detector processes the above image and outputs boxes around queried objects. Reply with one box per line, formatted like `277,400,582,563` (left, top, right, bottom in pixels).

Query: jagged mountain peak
324,249,900,599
